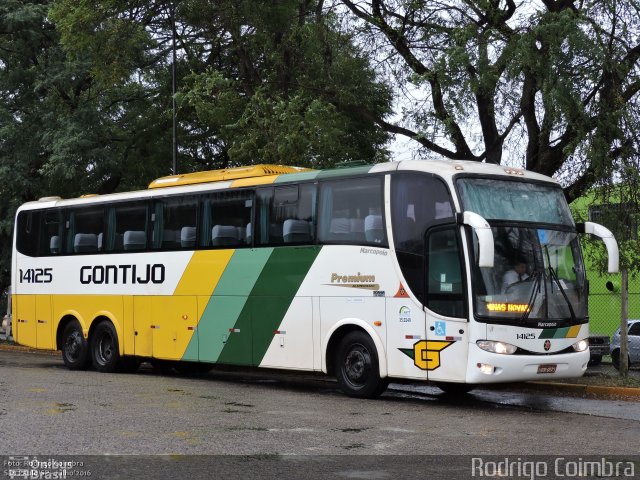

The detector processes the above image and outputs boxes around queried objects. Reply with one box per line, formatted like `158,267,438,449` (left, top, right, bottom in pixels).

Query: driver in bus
501,259,529,293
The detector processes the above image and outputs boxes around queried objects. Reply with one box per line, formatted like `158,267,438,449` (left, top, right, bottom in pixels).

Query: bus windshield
470,226,587,326
457,177,574,225
457,178,587,327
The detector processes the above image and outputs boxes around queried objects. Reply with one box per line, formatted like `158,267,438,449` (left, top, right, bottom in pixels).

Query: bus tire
61,320,91,370
91,321,121,373
335,331,388,398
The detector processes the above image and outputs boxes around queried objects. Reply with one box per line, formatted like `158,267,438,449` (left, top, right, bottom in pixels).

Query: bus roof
148,164,312,189
21,159,558,211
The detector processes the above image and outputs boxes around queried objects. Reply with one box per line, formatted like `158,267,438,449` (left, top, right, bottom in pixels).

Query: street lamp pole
171,3,178,175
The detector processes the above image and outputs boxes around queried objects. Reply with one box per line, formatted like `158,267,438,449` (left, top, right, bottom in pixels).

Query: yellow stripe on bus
173,250,235,297
230,175,279,188
567,325,581,338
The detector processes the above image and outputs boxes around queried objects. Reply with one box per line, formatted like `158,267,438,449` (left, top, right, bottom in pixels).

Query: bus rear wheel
91,321,121,373
335,331,388,398
61,320,90,370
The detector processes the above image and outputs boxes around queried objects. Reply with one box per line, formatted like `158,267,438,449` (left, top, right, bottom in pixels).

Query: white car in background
610,319,640,369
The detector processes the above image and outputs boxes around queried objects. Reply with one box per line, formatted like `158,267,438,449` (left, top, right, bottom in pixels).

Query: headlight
572,339,589,352
476,340,517,355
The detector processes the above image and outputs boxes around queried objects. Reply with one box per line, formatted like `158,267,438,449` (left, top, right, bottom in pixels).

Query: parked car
610,319,640,369
588,334,610,365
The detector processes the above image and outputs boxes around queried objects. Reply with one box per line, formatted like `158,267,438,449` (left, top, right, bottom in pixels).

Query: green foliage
341,0,640,196
0,0,391,291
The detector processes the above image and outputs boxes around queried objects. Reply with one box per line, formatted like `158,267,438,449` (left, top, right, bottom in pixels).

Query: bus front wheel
61,320,91,370
335,331,388,398
91,321,121,373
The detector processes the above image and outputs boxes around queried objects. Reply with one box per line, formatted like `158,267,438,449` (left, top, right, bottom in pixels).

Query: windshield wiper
519,270,542,324
547,264,577,323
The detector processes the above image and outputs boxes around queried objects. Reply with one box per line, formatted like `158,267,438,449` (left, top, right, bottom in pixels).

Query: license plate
537,364,557,374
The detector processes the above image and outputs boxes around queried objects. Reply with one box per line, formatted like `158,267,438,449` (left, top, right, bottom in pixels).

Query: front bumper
466,343,589,384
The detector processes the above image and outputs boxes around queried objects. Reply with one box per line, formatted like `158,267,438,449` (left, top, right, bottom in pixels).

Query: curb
527,381,640,399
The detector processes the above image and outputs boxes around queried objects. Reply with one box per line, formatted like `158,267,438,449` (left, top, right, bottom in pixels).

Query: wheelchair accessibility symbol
434,321,446,337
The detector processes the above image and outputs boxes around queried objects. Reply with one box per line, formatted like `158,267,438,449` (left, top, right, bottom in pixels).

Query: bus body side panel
424,315,469,382
291,246,402,377
35,294,54,350
259,297,314,370
185,249,272,364
151,296,198,361
14,295,36,348
385,295,427,380
52,295,124,348
198,246,319,367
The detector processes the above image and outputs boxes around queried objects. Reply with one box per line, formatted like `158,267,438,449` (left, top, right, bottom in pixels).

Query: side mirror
577,222,619,273
457,211,494,268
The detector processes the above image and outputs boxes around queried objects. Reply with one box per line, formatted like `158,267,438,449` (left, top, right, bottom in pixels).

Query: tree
341,0,640,201
0,0,392,291
50,0,393,170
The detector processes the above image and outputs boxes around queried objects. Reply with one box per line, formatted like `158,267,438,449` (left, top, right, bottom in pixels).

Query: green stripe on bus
217,246,321,365
316,165,373,179
538,329,556,339
538,327,571,339
183,248,273,362
274,171,319,183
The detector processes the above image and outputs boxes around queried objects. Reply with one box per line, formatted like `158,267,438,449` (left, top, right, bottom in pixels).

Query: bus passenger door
14,295,36,348
424,226,469,383
35,295,54,350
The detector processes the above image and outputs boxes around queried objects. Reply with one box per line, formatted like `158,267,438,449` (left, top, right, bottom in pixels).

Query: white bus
11,161,618,397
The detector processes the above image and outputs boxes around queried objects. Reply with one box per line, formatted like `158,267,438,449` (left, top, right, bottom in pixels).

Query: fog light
572,339,588,352
477,363,495,375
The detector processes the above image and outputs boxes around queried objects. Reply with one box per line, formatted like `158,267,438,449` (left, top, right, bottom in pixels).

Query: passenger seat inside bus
328,217,350,241
349,218,365,242
246,223,252,244
50,235,61,254
74,233,99,253
211,225,239,246
123,230,147,251
283,219,312,243
364,215,384,243
180,226,196,248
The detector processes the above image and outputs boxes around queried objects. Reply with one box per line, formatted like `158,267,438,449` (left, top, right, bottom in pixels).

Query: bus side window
318,177,385,246
152,196,198,250
105,203,147,252
256,184,316,246
426,227,465,318
43,209,64,256
391,173,454,304
16,211,40,257
200,190,253,248
66,207,105,254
